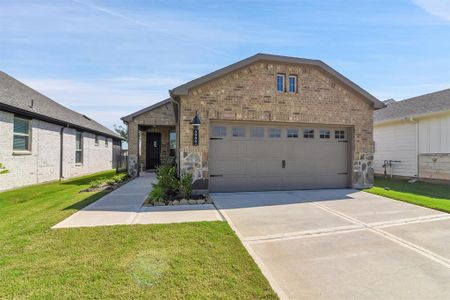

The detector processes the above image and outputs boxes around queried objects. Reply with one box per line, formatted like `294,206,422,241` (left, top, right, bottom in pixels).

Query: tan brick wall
178,61,375,189
419,154,450,181
126,102,176,176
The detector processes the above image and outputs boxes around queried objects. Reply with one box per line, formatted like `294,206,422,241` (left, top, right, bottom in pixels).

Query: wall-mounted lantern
191,111,201,146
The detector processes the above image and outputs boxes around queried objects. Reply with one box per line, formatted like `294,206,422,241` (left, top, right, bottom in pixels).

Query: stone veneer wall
177,61,375,189
419,153,450,181
126,102,176,176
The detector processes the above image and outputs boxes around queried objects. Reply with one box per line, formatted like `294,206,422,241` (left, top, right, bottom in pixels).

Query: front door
146,132,161,169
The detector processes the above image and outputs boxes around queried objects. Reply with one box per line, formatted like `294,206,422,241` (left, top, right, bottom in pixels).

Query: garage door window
250,127,264,138
335,130,345,139
269,128,281,138
320,129,331,139
287,128,299,138
232,127,246,137
212,126,227,137
303,129,314,139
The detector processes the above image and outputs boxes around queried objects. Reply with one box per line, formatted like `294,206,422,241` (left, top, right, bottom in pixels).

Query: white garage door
209,122,350,192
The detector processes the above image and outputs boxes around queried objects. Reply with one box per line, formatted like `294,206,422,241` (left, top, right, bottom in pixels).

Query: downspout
170,92,181,176
405,117,419,177
59,125,69,180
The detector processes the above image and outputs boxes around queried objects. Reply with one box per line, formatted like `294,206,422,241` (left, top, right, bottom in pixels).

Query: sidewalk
53,172,222,228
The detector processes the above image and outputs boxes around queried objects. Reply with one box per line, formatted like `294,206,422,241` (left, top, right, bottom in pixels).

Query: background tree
113,124,128,141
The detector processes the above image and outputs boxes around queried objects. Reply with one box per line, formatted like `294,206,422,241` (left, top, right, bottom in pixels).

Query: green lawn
0,171,276,299
365,177,450,213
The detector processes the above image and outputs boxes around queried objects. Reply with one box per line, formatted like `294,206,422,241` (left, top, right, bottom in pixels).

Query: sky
1,0,450,130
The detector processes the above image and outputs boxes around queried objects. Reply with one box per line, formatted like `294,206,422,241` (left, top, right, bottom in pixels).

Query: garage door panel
209,123,349,192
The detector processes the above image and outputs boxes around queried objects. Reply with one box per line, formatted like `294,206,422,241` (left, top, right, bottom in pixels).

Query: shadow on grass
61,171,118,187
374,177,450,200
63,190,110,211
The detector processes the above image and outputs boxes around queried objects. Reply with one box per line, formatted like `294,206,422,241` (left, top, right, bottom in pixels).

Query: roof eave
0,103,123,140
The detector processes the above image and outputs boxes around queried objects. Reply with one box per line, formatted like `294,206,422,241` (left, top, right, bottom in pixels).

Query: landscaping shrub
155,163,179,199
87,172,129,190
180,173,193,199
149,185,165,203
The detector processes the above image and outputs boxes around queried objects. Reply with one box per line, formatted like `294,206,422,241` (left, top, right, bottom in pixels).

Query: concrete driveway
212,189,450,299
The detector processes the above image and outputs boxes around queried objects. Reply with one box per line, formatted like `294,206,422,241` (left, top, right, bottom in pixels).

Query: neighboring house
122,53,384,192
374,89,450,182
0,71,123,191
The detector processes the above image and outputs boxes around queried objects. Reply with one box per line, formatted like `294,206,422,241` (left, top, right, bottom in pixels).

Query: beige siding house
0,71,123,191
374,89,450,181
123,53,384,192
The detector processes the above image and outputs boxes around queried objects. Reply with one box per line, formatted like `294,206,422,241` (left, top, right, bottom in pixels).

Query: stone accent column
353,153,374,189
127,122,139,177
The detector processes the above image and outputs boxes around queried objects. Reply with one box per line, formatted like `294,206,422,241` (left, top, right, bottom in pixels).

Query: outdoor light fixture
191,111,201,127
191,111,201,146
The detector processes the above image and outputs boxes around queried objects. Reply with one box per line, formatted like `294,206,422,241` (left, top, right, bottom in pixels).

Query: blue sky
1,0,450,129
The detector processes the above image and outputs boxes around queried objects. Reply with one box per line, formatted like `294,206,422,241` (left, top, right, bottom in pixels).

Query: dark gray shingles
374,89,450,123
0,71,122,139
121,98,171,122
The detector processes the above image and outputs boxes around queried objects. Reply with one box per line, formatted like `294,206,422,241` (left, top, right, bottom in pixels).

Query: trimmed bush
180,173,193,199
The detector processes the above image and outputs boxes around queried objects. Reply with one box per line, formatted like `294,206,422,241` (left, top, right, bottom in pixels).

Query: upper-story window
13,116,31,152
276,74,285,92
288,75,297,93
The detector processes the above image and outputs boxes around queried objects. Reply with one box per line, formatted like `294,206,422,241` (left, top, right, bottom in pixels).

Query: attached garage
163,53,386,192
209,122,350,192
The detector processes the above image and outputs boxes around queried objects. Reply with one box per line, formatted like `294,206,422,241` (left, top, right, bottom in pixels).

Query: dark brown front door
146,132,161,169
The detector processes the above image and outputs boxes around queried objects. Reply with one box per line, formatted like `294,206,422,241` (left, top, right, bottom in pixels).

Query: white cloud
20,77,178,129
413,0,450,21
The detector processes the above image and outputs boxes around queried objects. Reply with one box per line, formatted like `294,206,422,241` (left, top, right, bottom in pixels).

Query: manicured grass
365,177,450,213
0,171,276,299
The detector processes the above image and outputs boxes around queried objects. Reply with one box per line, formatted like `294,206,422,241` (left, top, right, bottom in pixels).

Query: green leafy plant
180,173,193,199
155,163,179,199
0,163,9,175
148,185,165,204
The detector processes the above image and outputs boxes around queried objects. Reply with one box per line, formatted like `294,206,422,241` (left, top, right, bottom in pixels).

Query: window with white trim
288,75,297,93
303,129,314,139
287,128,299,138
269,128,281,138
250,127,264,138
320,129,331,139
232,127,245,137
335,130,345,139
75,131,83,164
212,126,226,137
13,116,31,151
276,74,285,92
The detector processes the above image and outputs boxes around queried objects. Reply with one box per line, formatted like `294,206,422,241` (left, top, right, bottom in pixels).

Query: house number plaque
193,128,199,146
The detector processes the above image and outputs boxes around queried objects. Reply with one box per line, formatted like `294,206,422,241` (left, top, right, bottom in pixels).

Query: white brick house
0,71,123,191
374,89,450,182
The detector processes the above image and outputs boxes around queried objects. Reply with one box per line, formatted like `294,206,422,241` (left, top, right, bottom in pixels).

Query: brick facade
0,110,116,191
177,61,375,189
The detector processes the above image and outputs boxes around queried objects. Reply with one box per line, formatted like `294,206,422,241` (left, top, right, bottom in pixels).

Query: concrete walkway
212,189,450,300
53,172,222,228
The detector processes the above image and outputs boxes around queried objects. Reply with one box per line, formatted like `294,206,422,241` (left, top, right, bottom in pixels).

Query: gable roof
121,98,171,122
374,88,450,123
0,71,122,139
170,53,384,109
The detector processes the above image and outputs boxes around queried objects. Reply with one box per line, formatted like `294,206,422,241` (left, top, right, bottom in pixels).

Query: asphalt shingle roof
0,71,122,139
374,88,450,123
